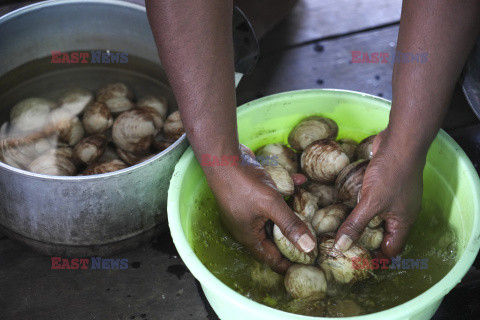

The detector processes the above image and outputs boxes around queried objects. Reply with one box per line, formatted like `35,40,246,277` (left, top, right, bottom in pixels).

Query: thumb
335,197,378,252
270,200,316,253
372,130,385,156
239,143,255,158
381,217,411,257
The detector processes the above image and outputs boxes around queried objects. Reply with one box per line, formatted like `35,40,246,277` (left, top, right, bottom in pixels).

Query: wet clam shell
136,96,168,120
368,215,384,228
338,138,357,161
112,109,156,154
57,88,93,116
359,227,384,250
305,182,335,207
273,212,318,264
163,111,185,141
356,135,376,160
311,204,350,235
317,233,371,285
264,165,295,197
334,159,369,208
82,101,113,135
291,187,319,221
284,264,328,299
73,135,107,165
28,153,76,176
301,139,350,183
255,143,298,174
83,159,128,175
288,116,338,151
10,97,56,133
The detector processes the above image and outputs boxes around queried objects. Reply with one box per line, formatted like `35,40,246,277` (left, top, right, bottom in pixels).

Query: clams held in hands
301,139,350,183
334,159,369,208
273,212,318,264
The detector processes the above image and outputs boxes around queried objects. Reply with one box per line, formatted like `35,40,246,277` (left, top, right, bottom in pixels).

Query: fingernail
335,234,353,253
298,234,316,253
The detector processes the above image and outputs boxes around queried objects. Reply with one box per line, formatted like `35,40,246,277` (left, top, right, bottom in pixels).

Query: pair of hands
204,131,424,273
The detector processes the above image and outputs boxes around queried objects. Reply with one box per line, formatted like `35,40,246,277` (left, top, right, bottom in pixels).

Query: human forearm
386,0,480,159
145,0,239,166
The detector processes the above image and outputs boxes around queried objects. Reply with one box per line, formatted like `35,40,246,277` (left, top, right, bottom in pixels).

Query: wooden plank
258,0,402,53
237,25,399,104
0,233,214,320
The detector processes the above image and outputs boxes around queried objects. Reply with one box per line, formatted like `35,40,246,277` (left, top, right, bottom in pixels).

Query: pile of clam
0,83,185,176
255,116,383,300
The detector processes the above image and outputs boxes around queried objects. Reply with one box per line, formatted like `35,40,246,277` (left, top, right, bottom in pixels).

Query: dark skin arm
146,0,480,270
145,0,315,273
335,0,480,257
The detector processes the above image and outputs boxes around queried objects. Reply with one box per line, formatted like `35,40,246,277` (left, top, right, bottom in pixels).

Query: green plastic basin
167,89,480,320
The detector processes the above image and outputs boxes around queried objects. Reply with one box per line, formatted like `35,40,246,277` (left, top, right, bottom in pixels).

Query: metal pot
0,0,258,256
463,37,480,120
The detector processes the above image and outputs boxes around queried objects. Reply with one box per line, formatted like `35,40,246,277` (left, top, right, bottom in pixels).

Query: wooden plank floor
0,1,479,320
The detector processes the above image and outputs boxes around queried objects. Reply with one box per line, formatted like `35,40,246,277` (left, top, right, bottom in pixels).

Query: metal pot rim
0,0,189,181
0,0,145,23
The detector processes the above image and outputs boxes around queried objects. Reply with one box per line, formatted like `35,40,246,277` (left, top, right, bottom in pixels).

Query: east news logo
51,50,128,64
51,257,129,269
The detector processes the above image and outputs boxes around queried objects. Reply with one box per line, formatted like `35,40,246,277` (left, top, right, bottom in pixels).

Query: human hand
334,130,425,257
203,145,315,273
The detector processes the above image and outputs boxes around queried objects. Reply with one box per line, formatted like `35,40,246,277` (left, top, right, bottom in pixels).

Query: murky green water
191,185,457,317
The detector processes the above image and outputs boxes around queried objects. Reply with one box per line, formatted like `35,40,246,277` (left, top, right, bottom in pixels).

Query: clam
317,233,371,285
0,137,51,169
273,212,318,264
57,88,93,116
152,132,174,151
112,109,156,154
116,148,145,165
97,146,120,163
10,97,56,133
356,135,376,160
73,135,107,165
47,109,85,146
137,106,164,132
334,159,369,208
255,143,298,174
304,182,335,207
82,101,113,135
104,96,135,115
368,216,384,228
96,82,133,102
163,110,185,141
311,204,350,236
264,165,295,196
291,187,319,221
136,96,168,120
284,264,328,299
288,116,338,151
251,261,284,290
28,153,76,176
82,159,128,175
46,147,74,160
301,139,350,183
359,227,384,250
338,138,357,161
